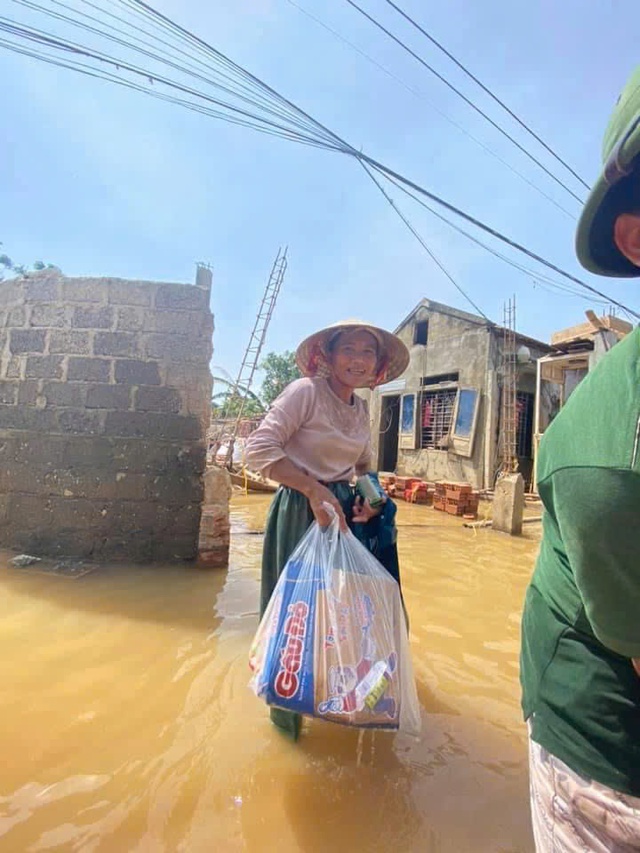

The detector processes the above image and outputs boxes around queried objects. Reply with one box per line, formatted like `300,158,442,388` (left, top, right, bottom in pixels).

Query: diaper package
249,511,420,735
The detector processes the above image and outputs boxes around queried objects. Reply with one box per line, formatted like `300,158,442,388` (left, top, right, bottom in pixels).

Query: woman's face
327,329,379,389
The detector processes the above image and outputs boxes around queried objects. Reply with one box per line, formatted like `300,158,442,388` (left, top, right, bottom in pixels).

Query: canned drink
355,473,385,508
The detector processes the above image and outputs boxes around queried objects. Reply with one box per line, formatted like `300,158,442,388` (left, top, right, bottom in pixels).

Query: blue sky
2,0,639,387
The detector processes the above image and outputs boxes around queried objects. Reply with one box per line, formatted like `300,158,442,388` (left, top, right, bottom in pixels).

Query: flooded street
0,495,539,852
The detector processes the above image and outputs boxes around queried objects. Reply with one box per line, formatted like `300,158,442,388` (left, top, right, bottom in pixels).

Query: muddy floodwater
0,494,541,852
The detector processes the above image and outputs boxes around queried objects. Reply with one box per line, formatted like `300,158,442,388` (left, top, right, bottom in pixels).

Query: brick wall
0,269,214,562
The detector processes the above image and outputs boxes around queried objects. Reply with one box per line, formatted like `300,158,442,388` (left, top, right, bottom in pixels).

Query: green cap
576,65,640,277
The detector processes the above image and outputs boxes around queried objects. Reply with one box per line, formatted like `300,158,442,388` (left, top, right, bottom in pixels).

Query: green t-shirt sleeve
549,466,640,658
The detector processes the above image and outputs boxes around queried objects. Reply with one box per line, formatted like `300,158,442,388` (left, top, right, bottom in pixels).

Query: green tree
0,243,57,280
211,390,264,419
210,375,265,420
260,350,301,406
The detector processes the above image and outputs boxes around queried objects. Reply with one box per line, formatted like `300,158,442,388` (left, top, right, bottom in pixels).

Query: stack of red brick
379,476,479,518
406,481,434,505
433,482,479,519
379,476,435,505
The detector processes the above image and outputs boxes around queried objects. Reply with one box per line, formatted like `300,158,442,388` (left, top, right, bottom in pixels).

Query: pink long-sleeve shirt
244,377,372,483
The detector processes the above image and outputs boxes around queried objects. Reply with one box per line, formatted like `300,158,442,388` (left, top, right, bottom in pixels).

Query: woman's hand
307,482,347,531
267,460,347,530
352,495,384,524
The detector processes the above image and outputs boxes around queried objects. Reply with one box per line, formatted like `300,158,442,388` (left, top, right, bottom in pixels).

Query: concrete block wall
0,269,214,562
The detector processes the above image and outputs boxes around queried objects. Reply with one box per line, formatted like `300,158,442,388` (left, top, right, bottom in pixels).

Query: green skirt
260,482,402,740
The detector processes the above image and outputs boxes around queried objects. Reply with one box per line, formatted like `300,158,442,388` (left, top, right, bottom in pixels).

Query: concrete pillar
198,465,231,568
589,329,618,370
195,263,213,291
493,473,524,536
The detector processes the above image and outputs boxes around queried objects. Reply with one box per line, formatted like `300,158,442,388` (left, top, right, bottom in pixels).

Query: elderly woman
245,319,410,739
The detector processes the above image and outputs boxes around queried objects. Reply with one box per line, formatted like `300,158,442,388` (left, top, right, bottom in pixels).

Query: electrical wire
7,3,348,147
125,0,357,152
0,36,347,148
381,0,590,191
114,0,620,313
13,0,329,133
361,153,609,317
359,160,491,320
374,160,636,312
2,0,637,319
531,278,607,305
0,17,350,148
343,0,585,205
285,0,575,220
362,147,609,318
374,169,607,302
358,154,640,319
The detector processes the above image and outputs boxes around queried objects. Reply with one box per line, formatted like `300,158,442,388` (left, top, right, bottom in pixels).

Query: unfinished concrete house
532,312,633,488
367,298,552,491
0,265,228,565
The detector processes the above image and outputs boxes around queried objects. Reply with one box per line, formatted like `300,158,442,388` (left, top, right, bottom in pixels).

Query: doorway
378,394,400,472
516,390,535,489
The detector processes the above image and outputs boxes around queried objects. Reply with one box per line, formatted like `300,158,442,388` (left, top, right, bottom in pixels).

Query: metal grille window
516,391,534,458
421,389,456,449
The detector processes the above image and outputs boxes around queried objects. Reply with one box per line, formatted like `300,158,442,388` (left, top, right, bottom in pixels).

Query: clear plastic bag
249,507,421,735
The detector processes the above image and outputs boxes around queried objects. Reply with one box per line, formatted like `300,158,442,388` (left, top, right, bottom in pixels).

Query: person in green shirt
521,66,640,850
